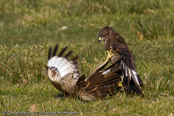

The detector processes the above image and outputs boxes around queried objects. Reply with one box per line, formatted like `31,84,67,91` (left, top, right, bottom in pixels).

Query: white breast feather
48,56,76,77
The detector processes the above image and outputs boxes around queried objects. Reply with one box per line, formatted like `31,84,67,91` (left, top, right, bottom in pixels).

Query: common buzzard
47,44,122,100
98,26,144,96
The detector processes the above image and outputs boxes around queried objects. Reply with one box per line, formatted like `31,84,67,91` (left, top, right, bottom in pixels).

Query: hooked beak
99,37,104,43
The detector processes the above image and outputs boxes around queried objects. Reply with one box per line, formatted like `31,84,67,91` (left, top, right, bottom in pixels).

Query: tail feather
47,44,81,94
53,44,58,56
64,51,73,58
71,56,79,62
48,47,52,60
58,46,67,57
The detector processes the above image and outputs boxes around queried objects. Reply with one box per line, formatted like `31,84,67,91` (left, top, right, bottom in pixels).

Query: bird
98,26,144,97
47,44,80,96
47,44,122,100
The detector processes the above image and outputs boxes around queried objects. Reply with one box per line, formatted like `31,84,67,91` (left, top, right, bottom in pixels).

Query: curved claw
118,81,123,87
104,49,114,63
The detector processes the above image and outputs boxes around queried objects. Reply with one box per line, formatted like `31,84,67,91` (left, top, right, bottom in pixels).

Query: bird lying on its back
47,44,123,101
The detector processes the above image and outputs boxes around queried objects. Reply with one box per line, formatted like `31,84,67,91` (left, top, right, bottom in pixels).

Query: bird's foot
71,71,75,78
104,49,114,63
118,81,123,87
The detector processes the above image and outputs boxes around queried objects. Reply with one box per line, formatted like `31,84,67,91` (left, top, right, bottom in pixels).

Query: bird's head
98,26,112,43
47,66,61,81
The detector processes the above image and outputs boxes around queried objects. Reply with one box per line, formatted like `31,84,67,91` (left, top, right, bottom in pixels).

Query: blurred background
0,0,173,115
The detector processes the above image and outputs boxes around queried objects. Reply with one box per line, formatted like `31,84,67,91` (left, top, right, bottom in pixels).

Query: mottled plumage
98,26,144,96
75,61,121,100
47,44,122,100
47,44,80,95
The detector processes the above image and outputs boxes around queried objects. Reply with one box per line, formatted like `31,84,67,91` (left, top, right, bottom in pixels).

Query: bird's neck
60,73,77,95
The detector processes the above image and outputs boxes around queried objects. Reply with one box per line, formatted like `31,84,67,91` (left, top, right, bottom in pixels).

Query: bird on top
98,26,144,97
47,44,123,101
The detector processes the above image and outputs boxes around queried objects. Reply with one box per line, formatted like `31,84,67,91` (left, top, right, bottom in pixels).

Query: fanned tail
47,44,80,93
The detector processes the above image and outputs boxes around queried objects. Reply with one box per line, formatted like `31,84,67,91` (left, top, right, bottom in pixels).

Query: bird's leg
71,71,75,78
105,50,123,88
104,49,114,63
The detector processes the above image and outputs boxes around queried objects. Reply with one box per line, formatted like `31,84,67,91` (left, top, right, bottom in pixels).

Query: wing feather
99,26,144,96
48,45,80,79
75,61,121,100
52,44,58,56
122,61,143,96
64,51,73,58
58,46,67,57
48,47,52,60
71,56,79,61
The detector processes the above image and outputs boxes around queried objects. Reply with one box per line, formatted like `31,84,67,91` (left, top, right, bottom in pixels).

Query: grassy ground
0,0,174,115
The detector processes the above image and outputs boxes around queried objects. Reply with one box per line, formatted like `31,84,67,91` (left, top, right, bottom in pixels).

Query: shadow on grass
54,93,69,99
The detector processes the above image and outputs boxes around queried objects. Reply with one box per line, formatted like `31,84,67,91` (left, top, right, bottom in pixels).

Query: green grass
0,0,174,115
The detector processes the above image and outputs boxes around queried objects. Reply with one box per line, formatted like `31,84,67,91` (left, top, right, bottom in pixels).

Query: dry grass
0,0,174,115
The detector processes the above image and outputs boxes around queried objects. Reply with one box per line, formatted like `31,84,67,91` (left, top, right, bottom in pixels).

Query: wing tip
53,44,59,56
122,62,144,96
58,46,68,57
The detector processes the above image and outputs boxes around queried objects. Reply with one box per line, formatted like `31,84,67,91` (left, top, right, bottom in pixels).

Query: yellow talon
104,49,114,63
71,71,75,78
118,81,123,87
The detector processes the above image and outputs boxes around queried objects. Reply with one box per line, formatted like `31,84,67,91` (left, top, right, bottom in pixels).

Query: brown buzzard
98,26,144,96
47,44,122,100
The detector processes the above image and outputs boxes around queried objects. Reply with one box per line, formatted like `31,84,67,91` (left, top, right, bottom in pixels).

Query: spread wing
47,44,80,92
119,49,144,96
75,61,121,101
99,26,144,97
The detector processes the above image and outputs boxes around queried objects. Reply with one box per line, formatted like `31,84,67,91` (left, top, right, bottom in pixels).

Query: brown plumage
75,61,121,100
47,44,80,95
98,26,144,97
47,44,122,100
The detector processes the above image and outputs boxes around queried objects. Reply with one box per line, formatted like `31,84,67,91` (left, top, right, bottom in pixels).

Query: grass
0,0,174,115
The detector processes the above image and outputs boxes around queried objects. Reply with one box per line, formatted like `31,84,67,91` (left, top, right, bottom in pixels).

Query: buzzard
98,26,144,96
47,44,122,100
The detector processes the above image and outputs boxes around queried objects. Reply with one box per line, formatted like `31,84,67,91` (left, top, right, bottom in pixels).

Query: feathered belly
110,53,122,72
111,53,120,64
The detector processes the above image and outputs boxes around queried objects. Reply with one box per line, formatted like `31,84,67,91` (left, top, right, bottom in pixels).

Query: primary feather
47,44,80,94
98,26,144,97
47,44,123,100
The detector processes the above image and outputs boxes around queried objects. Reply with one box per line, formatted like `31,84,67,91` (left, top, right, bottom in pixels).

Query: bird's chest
105,39,112,51
105,38,121,63
105,39,120,51
111,53,120,64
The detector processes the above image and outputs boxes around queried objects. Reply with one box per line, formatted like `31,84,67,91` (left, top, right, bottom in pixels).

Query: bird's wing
75,60,121,101
47,44,80,89
119,49,144,96
89,60,110,77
